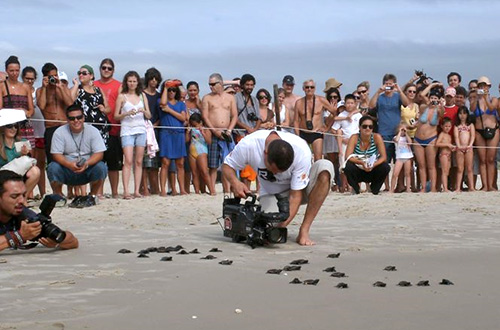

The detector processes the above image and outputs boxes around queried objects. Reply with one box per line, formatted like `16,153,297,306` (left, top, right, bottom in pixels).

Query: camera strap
304,96,316,121
4,80,13,108
237,93,257,117
69,126,85,159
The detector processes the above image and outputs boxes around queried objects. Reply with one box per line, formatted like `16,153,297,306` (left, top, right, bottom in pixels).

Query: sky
2,0,500,96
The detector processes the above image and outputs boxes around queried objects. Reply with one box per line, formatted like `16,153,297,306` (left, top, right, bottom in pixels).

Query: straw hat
323,78,343,92
477,76,491,86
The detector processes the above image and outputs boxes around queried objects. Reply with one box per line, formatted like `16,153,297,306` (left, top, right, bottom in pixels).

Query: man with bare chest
294,79,336,161
201,73,238,193
36,63,74,163
282,75,300,131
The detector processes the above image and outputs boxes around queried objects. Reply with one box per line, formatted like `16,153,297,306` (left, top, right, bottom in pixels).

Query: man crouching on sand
222,130,333,245
0,170,78,252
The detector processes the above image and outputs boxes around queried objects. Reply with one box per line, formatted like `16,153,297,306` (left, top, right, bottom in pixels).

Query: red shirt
94,79,121,136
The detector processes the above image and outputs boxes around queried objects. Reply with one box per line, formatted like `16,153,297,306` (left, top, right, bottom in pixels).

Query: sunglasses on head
101,65,113,71
77,71,90,76
4,124,18,129
68,115,84,121
167,87,177,92
361,124,373,129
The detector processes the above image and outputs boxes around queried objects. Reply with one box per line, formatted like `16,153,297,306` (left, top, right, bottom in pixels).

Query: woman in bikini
256,88,275,130
454,106,475,192
469,76,498,191
414,83,444,192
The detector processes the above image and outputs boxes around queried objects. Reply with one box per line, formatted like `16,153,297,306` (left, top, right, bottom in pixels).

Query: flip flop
123,195,133,200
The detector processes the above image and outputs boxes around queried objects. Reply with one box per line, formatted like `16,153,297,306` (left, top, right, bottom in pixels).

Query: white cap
58,71,68,82
337,100,345,108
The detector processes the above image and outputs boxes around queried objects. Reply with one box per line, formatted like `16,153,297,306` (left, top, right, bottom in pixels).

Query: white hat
58,71,68,82
337,100,345,108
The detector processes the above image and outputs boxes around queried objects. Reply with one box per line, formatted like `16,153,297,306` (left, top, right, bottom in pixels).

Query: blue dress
159,101,187,159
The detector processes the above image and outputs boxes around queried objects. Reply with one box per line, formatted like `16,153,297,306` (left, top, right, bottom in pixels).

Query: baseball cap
337,100,345,108
58,71,68,82
445,87,456,97
282,75,295,85
477,76,492,86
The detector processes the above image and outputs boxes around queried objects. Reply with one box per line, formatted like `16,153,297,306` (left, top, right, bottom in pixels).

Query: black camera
306,120,313,130
21,194,66,243
222,194,288,248
414,69,433,86
247,112,259,122
48,76,57,85
76,158,86,167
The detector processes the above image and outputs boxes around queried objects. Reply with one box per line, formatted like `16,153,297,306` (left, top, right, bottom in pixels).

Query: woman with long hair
114,71,151,199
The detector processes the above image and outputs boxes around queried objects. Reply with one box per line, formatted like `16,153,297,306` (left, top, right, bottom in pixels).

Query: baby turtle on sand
373,281,387,287
138,249,150,255
146,247,158,252
166,245,184,252
177,250,189,255
117,249,132,254
289,278,302,284
157,246,168,253
303,279,320,286
330,272,346,278
137,253,149,258
327,253,340,259
219,260,233,265
189,248,200,254
397,281,412,287
417,280,430,286
439,279,454,285
290,259,308,265
266,269,283,275
384,266,397,271
283,265,301,271
336,283,348,289
209,248,222,253
201,255,217,260
323,266,336,273
160,256,173,261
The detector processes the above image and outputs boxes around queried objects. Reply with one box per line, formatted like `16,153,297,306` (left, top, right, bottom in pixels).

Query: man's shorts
104,135,123,171
47,161,108,186
208,136,234,169
259,159,334,212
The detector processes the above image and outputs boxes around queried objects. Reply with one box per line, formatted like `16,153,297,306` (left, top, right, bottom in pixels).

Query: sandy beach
1,186,500,330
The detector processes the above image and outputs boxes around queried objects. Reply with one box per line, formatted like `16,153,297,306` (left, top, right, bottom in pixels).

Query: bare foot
160,192,167,197
296,232,315,246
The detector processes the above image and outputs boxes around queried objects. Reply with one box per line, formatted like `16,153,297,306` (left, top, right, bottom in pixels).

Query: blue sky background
2,0,500,96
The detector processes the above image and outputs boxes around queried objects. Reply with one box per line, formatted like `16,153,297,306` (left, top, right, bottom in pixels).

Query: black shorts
104,135,123,171
299,131,323,145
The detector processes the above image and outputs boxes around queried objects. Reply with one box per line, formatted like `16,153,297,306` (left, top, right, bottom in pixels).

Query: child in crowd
186,113,215,195
390,123,414,193
436,117,455,192
454,106,475,192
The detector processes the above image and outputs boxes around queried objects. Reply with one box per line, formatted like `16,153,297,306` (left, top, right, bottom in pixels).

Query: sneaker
69,196,85,208
79,195,97,208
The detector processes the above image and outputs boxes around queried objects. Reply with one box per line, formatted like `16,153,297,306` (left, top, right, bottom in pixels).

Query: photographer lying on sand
0,170,78,252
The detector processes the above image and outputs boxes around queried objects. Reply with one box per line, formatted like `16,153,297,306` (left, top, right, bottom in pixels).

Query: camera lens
266,227,287,243
43,222,66,243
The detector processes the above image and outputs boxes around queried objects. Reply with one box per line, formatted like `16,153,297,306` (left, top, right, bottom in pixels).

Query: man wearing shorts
201,73,238,193
223,130,333,246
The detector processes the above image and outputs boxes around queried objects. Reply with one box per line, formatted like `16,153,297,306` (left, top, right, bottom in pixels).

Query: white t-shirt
395,136,413,159
224,130,311,195
332,111,362,139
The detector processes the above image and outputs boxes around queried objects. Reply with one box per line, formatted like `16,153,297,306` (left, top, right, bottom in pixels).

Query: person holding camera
0,170,78,252
222,130,334,246
36,63,74,164
46,104,108,206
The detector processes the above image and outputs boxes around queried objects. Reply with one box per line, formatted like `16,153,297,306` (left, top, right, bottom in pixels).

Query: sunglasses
330,95,339,99
4,124,18,129
304,86,315,90
68,115,84,121
77,71,90,76
258,95,268,100
358,90,367,94
361,124,374,129
407,90,417,94
101,66,113,71
167,87,177,92
209,82,220,87
354,96,360,100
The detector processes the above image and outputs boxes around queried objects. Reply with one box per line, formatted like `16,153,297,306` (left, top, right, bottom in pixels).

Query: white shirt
332,110,362,139
224,130,312,195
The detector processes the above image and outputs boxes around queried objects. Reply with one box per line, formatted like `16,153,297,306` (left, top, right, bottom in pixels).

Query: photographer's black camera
306,120,314,130
48,76,57,85
21,194,66,243
222,194,288,248
247,112,259,122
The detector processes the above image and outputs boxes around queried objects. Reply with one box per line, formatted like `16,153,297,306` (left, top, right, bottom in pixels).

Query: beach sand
1,187,500,330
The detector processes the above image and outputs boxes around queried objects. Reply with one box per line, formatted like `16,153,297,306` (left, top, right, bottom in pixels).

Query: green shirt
0,143,21,167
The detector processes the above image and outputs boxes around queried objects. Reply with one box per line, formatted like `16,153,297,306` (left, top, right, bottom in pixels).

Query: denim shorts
47,161,108,186
121,133,147,147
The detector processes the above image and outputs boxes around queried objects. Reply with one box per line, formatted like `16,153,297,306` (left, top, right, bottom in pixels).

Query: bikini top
354,134,378,157
457,124,471,133
474,101,496,117
419,107,439,126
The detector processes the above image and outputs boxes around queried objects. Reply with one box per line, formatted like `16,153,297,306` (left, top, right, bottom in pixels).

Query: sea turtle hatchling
336,282,348,289
117,249,132,254
397,281,412,287
219,260,233,265
303,279,319,286
373,281,387,287
189,249,200,254
384,266,397,271
137,253,149,258
209,248,222,253
266,269,283,275
323,267,336,273
330,272,346,278
327,253,340,259
177,250,189,255
290,259,308,265
439,279,454,285
201,255,217,260
283,265,301,271
417,280,430,286
289,278,302,284
160,256,173,261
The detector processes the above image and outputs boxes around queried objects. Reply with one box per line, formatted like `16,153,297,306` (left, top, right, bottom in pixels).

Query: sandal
123,195,133,200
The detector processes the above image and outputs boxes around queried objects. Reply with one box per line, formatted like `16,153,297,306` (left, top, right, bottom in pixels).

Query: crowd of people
0,55,499,208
